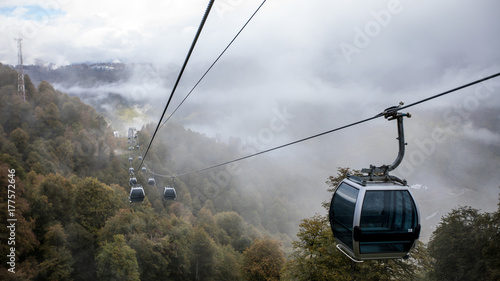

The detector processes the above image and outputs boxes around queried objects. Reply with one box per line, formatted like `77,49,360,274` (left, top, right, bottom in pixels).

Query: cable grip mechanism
358,102,411,185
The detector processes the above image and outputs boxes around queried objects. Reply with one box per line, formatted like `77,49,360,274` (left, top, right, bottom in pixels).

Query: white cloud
463,122,500,146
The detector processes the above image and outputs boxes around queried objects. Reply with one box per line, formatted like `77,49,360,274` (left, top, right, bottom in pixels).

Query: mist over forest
21,60,500,242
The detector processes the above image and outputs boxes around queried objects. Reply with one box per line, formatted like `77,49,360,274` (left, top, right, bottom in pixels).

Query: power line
159,0,268,130
164,71,499,178
138,0,215,170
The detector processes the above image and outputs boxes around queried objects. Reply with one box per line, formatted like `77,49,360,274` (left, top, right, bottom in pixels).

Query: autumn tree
128,233,171,280
73,177,119,235
215,211,251,252
165,216,194,280
95,234,140,281
190,227,217,281
37,223,74,281
9,127,29,156
66,222,97,281
35,102,63,138
215,245,244,281
37,174,75,226
242,238,285,281
281,214,350,281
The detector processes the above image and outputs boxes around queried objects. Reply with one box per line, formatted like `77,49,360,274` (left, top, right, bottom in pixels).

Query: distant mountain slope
0,64,298,280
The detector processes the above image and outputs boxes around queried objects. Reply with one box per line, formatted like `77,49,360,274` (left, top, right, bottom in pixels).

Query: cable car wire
176,115,381,177
166,71,500,178
137,0,267,178
159,0,268,130
138,0,215,171
398,72,500,112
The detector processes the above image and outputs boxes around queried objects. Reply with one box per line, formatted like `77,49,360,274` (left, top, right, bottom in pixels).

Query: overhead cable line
166,71,500,178
138,0,215,170
398,72,500,112
159,0,268,129
140,0,267,178
176,115,381,177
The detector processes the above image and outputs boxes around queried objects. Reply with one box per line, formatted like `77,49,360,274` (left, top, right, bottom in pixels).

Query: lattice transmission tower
16,38,26,101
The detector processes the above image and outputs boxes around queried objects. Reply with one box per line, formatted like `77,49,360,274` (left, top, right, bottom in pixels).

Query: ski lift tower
16,38,26,101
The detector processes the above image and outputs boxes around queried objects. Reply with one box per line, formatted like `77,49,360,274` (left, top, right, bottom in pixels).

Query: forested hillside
0,64,499,281
0,63,294,280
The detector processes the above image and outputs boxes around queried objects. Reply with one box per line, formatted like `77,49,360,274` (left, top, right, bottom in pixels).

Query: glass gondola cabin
329,176,420,260
129,177,137,186
148,178,156,186
163,186,177,201
129,186,145,203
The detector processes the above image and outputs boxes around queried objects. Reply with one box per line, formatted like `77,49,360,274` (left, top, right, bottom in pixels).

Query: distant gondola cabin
129,186,145,203
163,186,177,201
148,178,156,186
129,177,137,186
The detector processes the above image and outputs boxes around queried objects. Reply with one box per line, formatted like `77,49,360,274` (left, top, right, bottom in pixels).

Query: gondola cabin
163,186,177,201
148,178,156,186
329,176,420,261
128,157,133,162
129,177,137,186
129,167,134,175
129,186,145,203
141,167,147,173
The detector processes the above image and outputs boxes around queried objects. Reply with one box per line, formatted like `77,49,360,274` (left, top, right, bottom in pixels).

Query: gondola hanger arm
360,102,411,184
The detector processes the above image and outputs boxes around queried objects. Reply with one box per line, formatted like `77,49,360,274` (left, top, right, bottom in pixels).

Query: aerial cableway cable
159,0,268,130
149,72,500,179
397,72,500,112
138,0,215,171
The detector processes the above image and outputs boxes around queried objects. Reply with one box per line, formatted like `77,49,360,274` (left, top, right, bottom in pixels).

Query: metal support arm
359,102,411,184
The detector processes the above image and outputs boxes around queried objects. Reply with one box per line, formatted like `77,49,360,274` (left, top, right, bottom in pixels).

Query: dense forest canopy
0,64,499,280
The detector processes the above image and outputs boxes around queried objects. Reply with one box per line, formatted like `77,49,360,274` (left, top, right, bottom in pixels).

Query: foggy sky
2,0,500,241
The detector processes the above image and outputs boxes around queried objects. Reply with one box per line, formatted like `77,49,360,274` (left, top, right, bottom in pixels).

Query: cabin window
359,190,418,254
331,183,359,250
